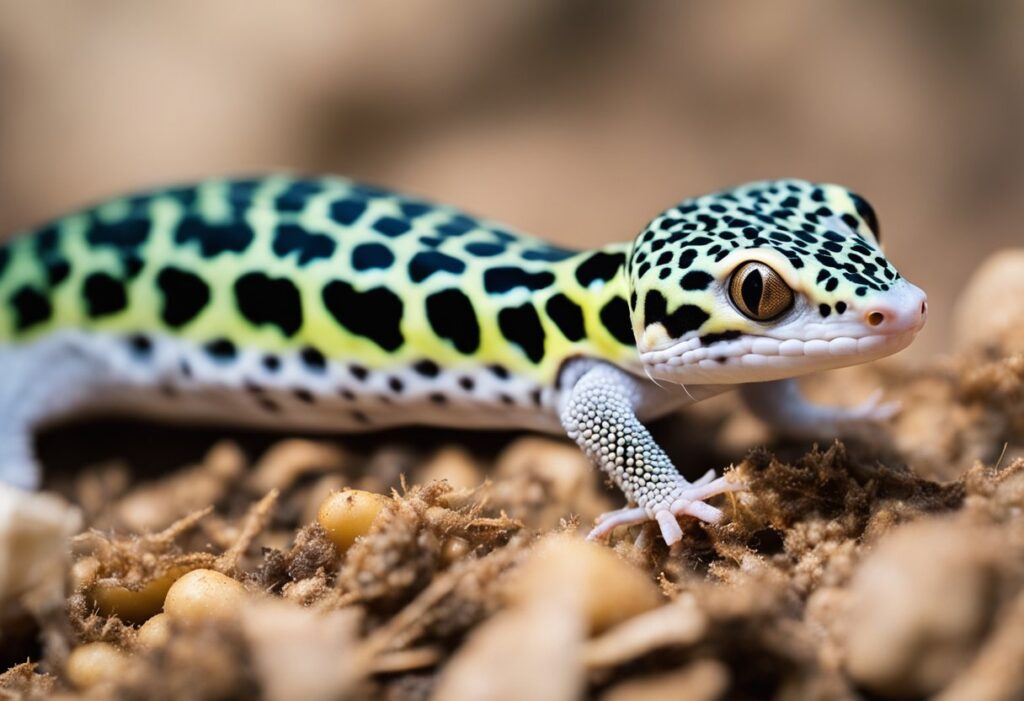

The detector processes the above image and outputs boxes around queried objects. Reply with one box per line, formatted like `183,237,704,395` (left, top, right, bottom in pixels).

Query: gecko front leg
560,363,743,545
739,378,899,438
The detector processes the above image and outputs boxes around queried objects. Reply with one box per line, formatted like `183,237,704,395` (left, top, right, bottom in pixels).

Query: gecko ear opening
728,262,793,321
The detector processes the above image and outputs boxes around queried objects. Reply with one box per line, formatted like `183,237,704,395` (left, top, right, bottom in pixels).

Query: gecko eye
729,261,793,321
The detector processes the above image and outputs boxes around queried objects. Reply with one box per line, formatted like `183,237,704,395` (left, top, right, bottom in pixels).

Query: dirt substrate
2,261,1024,701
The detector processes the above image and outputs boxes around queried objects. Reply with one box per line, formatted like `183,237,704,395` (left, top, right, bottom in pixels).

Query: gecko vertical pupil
741,269,763,314
729,261,793,321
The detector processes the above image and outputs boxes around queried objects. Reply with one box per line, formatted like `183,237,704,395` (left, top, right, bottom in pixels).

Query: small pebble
953,248,1024,355
513,535,662,634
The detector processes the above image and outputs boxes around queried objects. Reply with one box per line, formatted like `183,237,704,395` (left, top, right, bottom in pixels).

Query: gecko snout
862,283,928,334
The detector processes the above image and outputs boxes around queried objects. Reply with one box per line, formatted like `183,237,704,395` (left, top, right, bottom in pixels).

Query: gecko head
627,179,927,385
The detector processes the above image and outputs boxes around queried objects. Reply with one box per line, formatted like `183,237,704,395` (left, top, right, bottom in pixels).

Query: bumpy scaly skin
561,364,742,544
0,175,926,543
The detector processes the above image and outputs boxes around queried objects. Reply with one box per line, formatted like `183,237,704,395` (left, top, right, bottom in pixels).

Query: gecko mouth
640,328,919,384
642,329,917,367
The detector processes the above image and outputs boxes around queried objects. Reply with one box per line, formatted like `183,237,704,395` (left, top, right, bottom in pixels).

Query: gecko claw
655,510,683,545
587,474,747,545
586,507,649,541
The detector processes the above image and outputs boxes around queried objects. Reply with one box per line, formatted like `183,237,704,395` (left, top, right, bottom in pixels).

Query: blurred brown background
1,0,1021,353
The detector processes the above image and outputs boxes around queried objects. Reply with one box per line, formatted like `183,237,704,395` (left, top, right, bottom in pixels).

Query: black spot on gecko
459,376,475,391
483,267,554,294
128,334,153,357
322,281,404,352
174,216,254,258
293,388,315,404
400,201,431,219
575,251,625,287
300,346,327,372
545,293,585,342
409,251,466,283
437,215,476,237
488,364,510,380
351,243,395,271
425,289,480,354
34,227,59,255
351,183,389,198
498,303,546,363
530,389,543,407
274,180,321,212
226,180,260,215
205,338,237,361
680,270,714,291
522,247,576,262
330,198,366,225
429,393,447,405
373,216,412,238
678,249,698,269
388,377,404,393
599,297,634,345
819,304,831,318
644,290,709,337
850,193,880,239
407,251,468,284
122,255,144,278
413,359,440,377
836,301,847,314
234,272,303,337
83,273,128,318
45,260,71,287
643,290,667,328
273,224,336,266
262,354,281,373
465,242,505,257
699,330,741,346
10,286,51,331
86,217,150,252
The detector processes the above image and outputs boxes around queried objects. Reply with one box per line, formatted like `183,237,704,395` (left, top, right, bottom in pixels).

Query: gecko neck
541,240,644,379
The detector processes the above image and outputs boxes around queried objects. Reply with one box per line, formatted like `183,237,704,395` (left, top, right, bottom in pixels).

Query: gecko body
0,176,926,543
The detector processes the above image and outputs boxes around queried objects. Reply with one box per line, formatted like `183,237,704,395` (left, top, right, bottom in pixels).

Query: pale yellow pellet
136,612,172,648
316,489,386,552
90,568,186,624
162,568,247,622
65,642,129,690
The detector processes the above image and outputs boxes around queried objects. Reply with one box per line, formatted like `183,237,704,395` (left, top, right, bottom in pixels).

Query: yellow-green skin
0,176,637,385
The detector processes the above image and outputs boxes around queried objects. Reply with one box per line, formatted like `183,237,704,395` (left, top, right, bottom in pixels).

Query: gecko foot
587,474,746,545
844,389,901,423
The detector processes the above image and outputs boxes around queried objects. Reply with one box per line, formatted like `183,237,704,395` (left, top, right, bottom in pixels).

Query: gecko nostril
921,301,928,316
866,311,885,327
